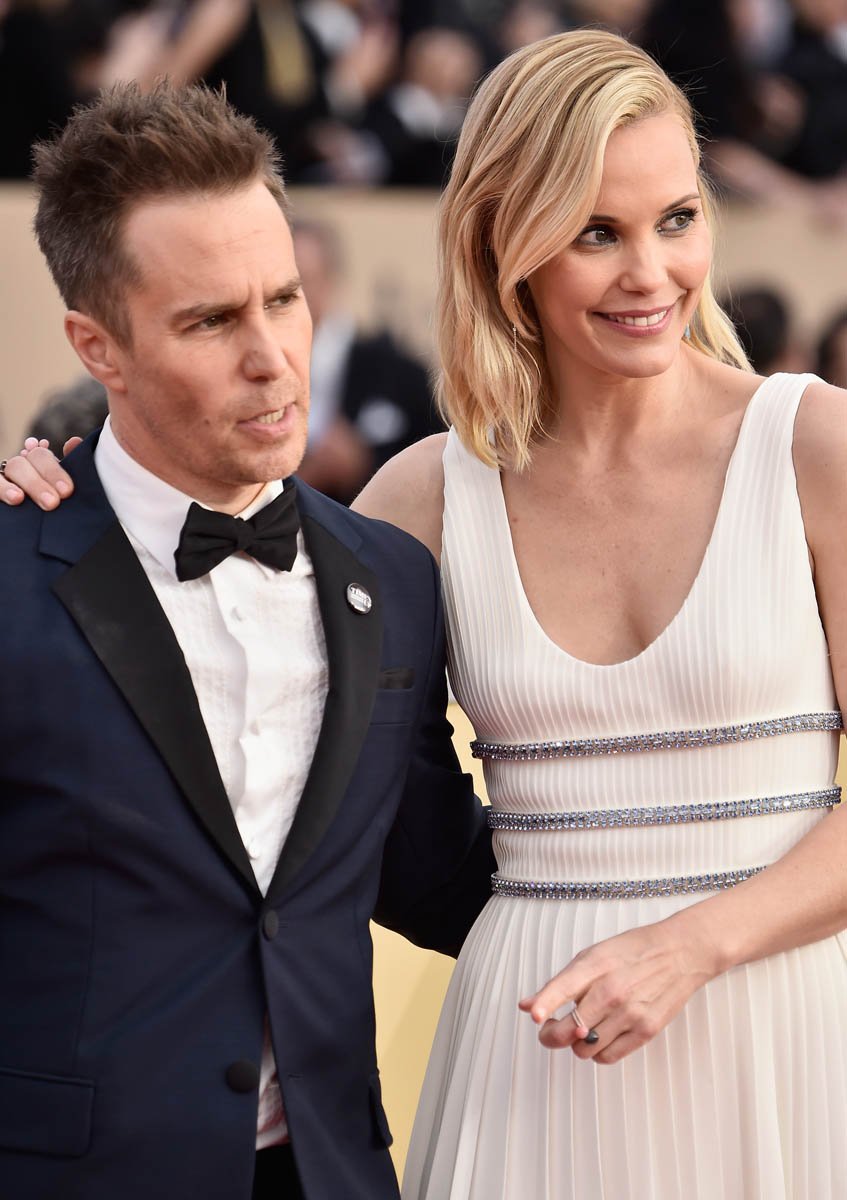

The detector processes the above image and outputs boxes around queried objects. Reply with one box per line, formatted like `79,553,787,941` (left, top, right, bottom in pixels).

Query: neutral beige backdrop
1,185,845,1178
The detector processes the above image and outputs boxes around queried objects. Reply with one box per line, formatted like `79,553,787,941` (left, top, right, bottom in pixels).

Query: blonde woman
358,30,847,1199
4,30,847,1200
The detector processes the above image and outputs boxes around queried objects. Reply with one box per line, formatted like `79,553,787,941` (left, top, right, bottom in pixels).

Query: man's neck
109,416,264,515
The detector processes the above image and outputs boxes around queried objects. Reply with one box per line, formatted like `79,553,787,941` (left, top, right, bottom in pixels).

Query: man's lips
238,404,293,425
248,408,286,425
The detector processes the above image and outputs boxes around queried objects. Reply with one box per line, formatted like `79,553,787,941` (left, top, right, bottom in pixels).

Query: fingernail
5,487,21,502
56,481,71,497
41,493,57,508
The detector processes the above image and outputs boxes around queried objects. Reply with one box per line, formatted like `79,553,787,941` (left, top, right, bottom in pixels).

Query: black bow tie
174,485,300,582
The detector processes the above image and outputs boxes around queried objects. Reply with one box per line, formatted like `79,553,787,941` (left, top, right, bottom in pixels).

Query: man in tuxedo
0,81,493,1199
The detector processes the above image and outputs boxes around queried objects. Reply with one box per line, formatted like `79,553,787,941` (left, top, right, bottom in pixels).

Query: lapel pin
346,582,372,614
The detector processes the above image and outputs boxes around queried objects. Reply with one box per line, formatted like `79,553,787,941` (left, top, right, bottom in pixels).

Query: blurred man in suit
294,218,442,503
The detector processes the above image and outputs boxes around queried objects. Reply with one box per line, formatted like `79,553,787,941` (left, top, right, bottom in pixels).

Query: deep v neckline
493,374,771,670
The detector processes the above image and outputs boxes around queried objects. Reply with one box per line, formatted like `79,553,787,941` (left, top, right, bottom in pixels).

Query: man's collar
94,416,283,578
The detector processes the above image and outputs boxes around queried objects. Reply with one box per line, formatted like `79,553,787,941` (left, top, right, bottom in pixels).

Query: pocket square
376,667,415,689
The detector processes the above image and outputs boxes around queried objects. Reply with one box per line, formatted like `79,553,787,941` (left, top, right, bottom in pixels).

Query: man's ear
64,311,130,394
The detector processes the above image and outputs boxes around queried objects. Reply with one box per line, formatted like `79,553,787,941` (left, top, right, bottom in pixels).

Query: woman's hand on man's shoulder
1,437,81,509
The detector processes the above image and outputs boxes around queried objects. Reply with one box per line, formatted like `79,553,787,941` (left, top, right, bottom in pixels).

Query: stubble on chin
223,417,309,485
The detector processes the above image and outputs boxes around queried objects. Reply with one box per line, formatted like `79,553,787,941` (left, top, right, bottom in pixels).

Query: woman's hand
2,437,80,508
519,915,721,1065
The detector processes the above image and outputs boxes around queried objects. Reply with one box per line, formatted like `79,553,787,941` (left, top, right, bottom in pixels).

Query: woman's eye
660,208,697,234
577,226,616,248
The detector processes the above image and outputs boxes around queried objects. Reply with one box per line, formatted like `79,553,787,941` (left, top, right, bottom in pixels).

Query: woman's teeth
603,309,669,327
255,410,284,424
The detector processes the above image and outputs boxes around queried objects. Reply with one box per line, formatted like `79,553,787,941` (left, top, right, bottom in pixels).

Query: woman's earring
512,322,518,352
683,323,691,339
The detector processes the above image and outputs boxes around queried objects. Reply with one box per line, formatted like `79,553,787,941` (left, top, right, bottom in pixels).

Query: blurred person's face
790,0,847,31
292,228,341,328
405,30,483,101
499,2,564,53
569,0,655,36
527,114,711,388
73,180,312,511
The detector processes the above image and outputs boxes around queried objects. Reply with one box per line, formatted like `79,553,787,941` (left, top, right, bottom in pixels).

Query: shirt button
230,606,244,622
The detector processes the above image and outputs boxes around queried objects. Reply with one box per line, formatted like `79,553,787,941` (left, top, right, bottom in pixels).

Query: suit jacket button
262,910,280,940
225,1060,260,1093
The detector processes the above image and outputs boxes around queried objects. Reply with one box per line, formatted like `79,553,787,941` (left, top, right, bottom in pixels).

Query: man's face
107,180,312,511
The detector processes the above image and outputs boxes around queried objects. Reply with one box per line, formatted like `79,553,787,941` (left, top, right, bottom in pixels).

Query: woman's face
527,114,712,386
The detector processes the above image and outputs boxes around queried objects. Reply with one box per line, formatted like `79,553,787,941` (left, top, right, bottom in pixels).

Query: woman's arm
351,432,447,563
522,380,847,1063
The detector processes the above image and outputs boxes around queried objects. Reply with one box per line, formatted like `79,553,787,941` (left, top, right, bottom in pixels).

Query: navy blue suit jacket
0,434,494,1200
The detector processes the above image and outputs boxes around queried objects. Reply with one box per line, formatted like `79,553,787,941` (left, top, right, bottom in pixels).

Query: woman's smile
594,301,678,335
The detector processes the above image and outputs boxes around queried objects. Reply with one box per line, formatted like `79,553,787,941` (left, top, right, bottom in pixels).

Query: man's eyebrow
267,277,303,301
585,193,701,223
172,277,303,324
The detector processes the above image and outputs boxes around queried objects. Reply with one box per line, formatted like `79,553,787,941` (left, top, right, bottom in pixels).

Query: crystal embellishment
487,787,841,831
471,711,843,762
491,867,765,900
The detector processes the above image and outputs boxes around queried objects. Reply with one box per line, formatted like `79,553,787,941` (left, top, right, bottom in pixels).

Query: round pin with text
346,582,372,614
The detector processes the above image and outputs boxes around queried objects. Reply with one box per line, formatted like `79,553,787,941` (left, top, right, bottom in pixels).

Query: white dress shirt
95,417,328,1148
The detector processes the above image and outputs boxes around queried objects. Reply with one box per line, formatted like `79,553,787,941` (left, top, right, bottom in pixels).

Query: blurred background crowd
4,0,847,196
2,0,847,497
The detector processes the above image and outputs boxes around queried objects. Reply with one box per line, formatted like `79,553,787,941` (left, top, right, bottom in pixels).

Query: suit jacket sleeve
373,552,495,957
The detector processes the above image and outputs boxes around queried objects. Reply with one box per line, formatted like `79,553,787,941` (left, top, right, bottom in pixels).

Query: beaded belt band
471,711,843,762
491,867,765,900
487,786,841,830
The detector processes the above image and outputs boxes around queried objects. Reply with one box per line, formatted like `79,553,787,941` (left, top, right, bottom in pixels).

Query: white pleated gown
403,374,847,1200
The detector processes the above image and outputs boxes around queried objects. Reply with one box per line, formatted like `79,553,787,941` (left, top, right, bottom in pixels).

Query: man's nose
241,317,288,380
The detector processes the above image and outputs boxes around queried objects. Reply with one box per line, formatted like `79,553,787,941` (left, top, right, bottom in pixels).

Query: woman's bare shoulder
793,378,847,552
794,378,847,486
352,432,448,563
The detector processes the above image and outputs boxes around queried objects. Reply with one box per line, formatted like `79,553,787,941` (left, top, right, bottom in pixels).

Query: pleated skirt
402,895,847,1200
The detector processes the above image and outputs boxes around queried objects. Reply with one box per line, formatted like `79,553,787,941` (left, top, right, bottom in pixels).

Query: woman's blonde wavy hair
436,28,750,470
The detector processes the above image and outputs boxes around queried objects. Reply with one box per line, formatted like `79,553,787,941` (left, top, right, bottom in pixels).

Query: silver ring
0,460,7,478
570,1005,599,1043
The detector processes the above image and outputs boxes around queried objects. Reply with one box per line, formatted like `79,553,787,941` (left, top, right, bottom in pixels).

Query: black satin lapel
267,514,382,901
52,523,260,898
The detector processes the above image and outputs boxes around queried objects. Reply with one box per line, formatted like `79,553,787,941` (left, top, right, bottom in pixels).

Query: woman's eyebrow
586,192,701,223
